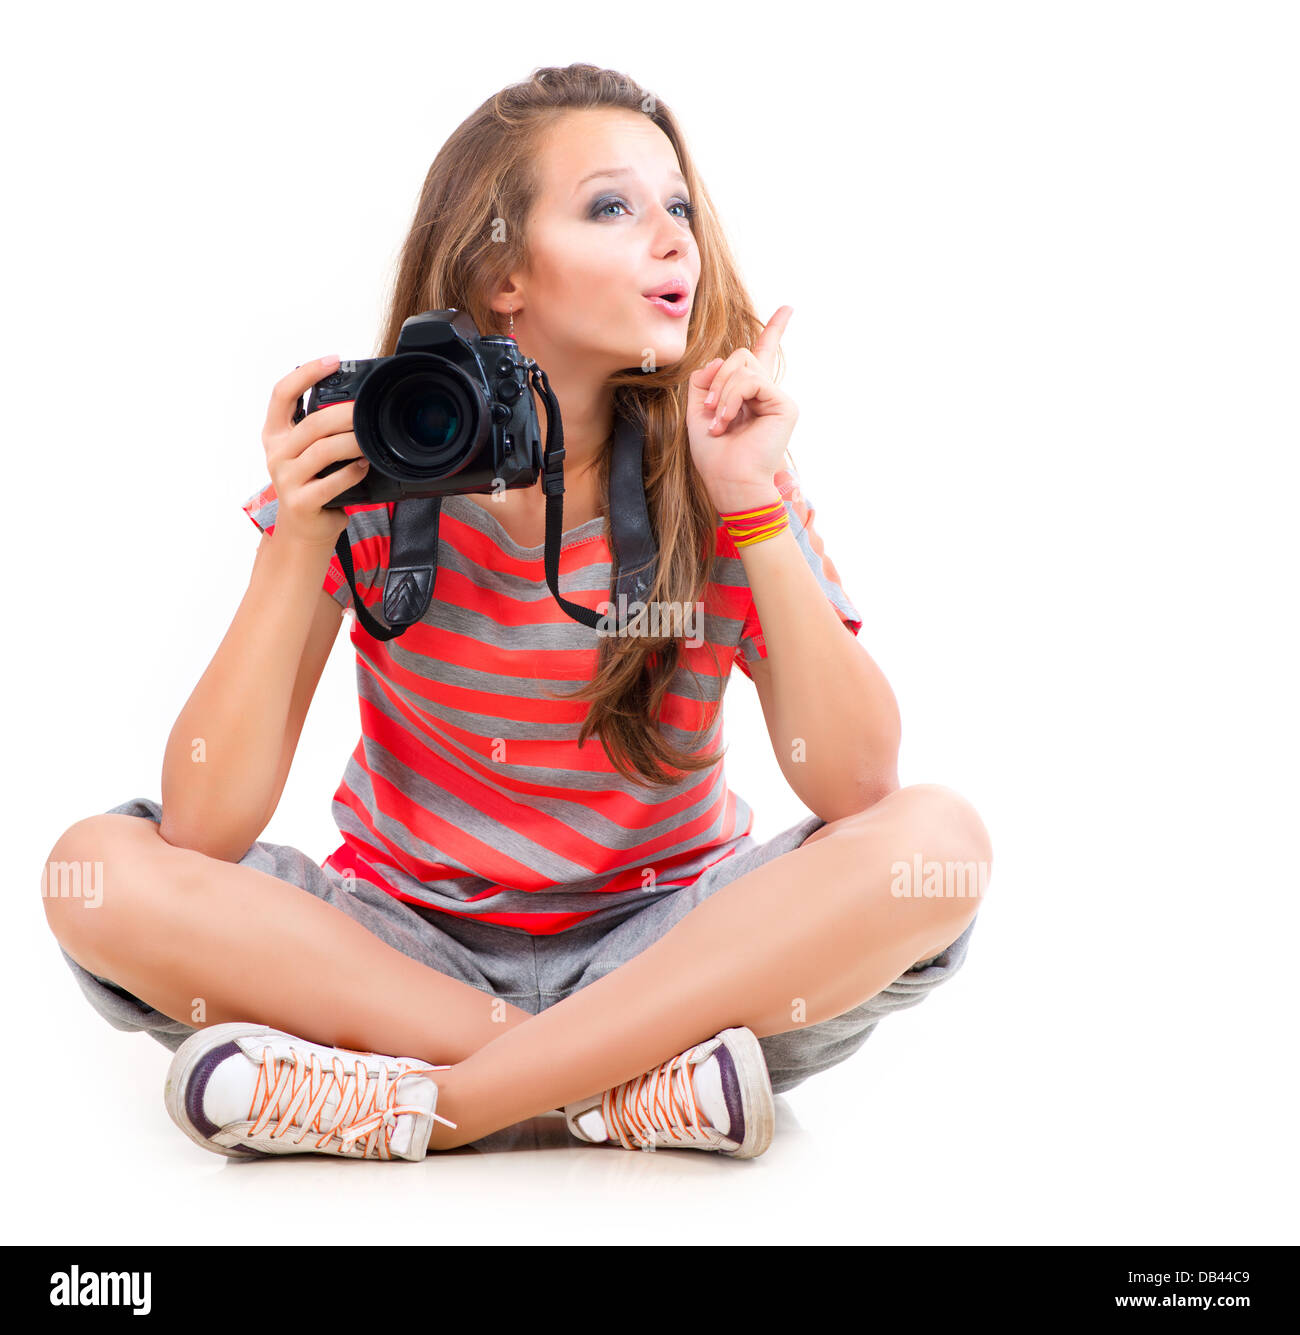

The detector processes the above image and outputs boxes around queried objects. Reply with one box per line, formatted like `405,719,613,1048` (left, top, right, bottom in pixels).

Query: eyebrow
575,166,689,193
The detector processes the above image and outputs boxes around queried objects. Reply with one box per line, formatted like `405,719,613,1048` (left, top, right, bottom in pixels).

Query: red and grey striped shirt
242,463,862,934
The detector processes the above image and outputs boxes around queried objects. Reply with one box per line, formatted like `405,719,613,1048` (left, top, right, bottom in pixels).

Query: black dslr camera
289,307,658,642
298,308,542,506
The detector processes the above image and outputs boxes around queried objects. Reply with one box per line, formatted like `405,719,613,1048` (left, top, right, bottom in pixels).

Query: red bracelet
719,498,788,548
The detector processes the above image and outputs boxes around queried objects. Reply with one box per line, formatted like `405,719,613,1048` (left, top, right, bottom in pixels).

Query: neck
518,343,615,487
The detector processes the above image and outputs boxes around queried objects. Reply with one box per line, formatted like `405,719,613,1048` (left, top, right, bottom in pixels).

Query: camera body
303,309,543,507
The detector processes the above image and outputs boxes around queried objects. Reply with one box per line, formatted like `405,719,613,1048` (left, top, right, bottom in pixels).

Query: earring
509,306,515,340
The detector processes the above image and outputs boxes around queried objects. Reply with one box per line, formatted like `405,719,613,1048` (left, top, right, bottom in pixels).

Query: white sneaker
163,1022,457,1161
562,1026,775,1158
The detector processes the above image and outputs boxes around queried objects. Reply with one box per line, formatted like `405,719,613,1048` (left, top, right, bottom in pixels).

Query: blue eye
590,196,696,222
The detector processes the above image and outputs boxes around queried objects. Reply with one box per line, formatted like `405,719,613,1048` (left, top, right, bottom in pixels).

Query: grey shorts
58,796,978,1096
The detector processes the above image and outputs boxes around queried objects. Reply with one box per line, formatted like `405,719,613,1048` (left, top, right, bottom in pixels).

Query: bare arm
741,522,901,819
268,579,348,828
159,535,344,861
157,354,370,860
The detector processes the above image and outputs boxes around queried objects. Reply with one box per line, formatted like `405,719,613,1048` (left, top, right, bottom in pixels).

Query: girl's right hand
261,354,372,550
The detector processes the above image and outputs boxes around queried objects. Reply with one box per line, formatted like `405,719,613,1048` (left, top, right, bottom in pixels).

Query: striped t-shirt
242,462,862,934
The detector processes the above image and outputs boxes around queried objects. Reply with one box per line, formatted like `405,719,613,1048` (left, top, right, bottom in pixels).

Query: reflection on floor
446,1096,803,1155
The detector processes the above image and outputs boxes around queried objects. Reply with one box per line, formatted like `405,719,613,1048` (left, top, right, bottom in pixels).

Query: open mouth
644,290,690,316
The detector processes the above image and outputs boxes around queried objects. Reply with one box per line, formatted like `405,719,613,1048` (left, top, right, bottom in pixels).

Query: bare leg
42,813,533,1065
425,784,991,1150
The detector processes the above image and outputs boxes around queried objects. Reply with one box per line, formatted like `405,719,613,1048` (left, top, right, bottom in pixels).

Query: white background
5,0,1296,1246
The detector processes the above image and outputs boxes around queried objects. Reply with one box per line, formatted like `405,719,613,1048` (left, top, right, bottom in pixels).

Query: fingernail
321,353,340,367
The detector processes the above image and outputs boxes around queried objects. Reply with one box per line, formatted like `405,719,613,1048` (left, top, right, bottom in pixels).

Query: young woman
42,63,991,1161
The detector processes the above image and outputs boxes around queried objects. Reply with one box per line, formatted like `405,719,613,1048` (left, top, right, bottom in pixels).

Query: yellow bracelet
721,498,788,548
733,518,788,546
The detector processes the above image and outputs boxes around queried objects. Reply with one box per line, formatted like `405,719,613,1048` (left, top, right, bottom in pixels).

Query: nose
651,207,693,261
652,234,692,270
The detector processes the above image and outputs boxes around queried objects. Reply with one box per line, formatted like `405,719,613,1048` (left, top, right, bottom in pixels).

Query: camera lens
384,374,463,469
350,351,491,484
366,363,481,480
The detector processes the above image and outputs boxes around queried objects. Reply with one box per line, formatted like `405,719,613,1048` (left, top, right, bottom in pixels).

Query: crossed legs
42,783,990,1151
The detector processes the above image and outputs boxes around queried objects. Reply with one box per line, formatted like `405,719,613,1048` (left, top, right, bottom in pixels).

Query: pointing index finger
754,306,793,375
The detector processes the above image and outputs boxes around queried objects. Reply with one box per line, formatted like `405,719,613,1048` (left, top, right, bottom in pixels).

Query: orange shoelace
601,1049,713,1150
245,1045,457,1159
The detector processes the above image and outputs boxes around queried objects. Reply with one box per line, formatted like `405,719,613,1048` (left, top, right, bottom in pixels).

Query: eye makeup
589,195,697,223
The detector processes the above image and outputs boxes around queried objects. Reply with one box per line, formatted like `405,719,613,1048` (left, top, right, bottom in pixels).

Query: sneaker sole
717,1026,776,1158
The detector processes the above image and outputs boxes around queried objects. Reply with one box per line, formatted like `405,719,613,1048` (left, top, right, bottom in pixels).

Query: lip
641,275,690,313
642,277,689,300
643,293,690,318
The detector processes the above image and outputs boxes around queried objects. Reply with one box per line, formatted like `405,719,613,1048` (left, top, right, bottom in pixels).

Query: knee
40,814,157,969
820,782,991,954
824,782,993,871
897,783,993,872
891,783,992,949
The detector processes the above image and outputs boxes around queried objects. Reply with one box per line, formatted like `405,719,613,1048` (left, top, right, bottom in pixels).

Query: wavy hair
375,63,788,788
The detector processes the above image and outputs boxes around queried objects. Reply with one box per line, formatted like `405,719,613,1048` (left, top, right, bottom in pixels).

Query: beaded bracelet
719,498,788,548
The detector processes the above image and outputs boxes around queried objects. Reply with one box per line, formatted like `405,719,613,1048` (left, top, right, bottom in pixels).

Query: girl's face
511,108,700,374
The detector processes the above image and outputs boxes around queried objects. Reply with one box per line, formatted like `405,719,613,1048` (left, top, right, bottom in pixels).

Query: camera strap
604,401,658,610
334,495,443,641
331,363,659,640
535,364,658,632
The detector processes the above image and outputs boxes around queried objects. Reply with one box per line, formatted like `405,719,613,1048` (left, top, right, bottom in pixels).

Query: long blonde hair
376,63,786,788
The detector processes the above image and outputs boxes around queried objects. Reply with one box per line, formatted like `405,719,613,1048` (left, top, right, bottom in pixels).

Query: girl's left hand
687,305,799,512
